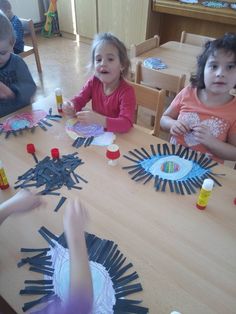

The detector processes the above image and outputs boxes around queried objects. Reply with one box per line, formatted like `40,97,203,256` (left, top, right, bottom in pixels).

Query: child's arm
160,105,190,136
63,199,93,313
104,89,136,133
76,110,106,127
0,190,42,225
192,125,236,161
0,82,15,100
63,79,94,117
13,57,36,105
11,17,24,53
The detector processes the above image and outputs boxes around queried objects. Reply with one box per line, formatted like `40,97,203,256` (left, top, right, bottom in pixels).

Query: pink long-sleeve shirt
71,76,136,133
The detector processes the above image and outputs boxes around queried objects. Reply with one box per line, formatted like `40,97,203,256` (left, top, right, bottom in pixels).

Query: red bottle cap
196,203,206,210
106,144,120,160
26,143,36,154
51,148,60,159
1,183,9,190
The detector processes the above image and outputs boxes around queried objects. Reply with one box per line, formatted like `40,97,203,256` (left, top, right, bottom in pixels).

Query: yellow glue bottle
196,178,214,210
0,160,9,190
55,88,63,113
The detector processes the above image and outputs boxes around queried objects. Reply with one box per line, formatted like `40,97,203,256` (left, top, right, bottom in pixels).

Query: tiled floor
25,35,91,100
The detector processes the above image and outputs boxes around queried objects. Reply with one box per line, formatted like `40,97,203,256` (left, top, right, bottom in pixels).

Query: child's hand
192,125,213,145
0,82,15,99
76,110,106,127
170,120,190,136
5,190,42,215
63,199,88,241
62,101,76,117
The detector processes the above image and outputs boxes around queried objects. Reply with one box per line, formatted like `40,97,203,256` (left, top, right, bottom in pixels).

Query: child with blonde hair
0,10,36,117
160,33,236,163
0,0,24,54
63,32,136,133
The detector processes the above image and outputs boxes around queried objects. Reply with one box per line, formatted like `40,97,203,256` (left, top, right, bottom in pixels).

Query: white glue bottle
196,178,214,210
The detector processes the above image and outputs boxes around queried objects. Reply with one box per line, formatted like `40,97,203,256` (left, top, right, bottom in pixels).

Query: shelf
152,0,236,25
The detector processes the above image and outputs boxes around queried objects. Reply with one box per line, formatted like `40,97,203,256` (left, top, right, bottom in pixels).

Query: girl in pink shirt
160,33,236,163
63,32,135,133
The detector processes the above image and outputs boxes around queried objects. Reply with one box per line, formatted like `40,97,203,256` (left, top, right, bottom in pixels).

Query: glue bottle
55,88,63,113
196,178,214,210
0,160,9,190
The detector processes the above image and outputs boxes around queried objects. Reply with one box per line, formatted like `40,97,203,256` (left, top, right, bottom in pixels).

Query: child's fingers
74,199,89,225
62,101,75,114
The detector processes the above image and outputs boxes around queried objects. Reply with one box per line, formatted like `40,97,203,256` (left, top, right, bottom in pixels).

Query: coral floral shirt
169,85,236,162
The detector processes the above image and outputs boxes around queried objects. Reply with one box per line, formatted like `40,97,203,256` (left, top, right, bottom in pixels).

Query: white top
202,178,214,191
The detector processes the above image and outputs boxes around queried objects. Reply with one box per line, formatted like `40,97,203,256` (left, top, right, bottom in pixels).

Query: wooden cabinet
98,0,151,47
74,0,97,40
57,0,76,38
58,0,159,48
152,0,236,44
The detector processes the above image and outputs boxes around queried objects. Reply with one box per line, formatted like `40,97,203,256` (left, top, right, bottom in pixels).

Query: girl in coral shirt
161,33,236,163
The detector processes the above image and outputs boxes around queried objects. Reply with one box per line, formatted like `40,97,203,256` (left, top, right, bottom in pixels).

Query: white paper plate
179,0,198,3
230,3,236,9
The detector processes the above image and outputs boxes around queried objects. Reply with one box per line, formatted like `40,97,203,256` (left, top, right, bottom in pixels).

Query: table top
131,41,203,85
0,95,236,314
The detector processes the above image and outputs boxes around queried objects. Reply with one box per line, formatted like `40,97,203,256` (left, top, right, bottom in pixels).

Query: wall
10,0,41,23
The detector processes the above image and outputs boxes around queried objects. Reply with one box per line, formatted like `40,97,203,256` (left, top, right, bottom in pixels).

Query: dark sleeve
11,56,36,105
11,16,24,53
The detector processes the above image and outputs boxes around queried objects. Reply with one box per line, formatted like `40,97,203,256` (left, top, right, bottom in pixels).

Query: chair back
19,18,42,73
128,81,165,137
180,31,215,47
130,35,160,58
135,61,186,95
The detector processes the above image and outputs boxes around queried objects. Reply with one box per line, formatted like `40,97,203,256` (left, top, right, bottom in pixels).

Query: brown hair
0,10,15,45
90,32,131,77
190,33,236,89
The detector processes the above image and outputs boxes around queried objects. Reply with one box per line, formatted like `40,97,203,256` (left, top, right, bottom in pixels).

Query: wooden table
0,96,236,314
131,41,202,85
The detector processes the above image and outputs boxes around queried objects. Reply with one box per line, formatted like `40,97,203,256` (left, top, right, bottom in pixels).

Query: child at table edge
160,33,236,163
0,192,93,314
0,10,36,118
63,32,136,133
0,0,24,54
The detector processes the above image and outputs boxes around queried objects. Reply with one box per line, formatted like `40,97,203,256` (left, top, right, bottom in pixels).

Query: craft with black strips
123,144,222,195
18,226,149,313
15,152,87,201
72,136,94,148
0,109,62,139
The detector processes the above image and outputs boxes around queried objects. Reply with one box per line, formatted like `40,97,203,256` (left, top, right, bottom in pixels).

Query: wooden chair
128,81,165,137
135,61,186,95
134,61,186,127
130,35,160,58
180,31,215,47
19,18,42,73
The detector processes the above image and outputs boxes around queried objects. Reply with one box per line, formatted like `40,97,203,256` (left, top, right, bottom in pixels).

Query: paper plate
143,57,167,70
202,1,228,8
230,3,236,9
65,118,115,146
1,110,47,131
179,0,198,3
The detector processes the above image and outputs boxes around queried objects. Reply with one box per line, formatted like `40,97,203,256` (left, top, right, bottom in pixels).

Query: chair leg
34,50,42,73
150,115,155,127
